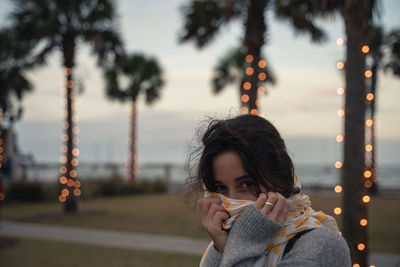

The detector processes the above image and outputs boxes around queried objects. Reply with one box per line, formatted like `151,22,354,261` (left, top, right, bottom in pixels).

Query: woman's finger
275,199,290,224
268,193,286,222
198,198,220,227
211,210,229,232
260,192,278,215
206,203,226,228
253,193,268,210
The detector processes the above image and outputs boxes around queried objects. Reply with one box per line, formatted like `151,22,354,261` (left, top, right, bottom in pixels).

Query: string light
333,38,346,253
250,109,258,115
362,195,371,203
258,87,266,94
366,93,374,101
245,54,253,63
364,70,372,78
246,67,254,76
241,94,250,103
240,106,249,114
366,119,373,127
336,61,345,70
364,170,372,178
357,243,365,251
337,109,345,117
337,87,345,95
334,207,342,215
360,219,368,226
335,161,342,169
258,60,266,68
336,38,344,46
258,72,267,81
361,45,370,54
243,82,251,90
334,185,343,193
59,67,81,203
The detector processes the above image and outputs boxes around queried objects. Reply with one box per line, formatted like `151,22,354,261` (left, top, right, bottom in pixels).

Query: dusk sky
1,0,399,165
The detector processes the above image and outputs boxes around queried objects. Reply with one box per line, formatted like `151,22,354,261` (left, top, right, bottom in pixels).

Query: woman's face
212,150,267,201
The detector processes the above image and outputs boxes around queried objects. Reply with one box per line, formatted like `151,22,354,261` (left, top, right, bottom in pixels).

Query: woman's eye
241,181,255,189
215,184,226,192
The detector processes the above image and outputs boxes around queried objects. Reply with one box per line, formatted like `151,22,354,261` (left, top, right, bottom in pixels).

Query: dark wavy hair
187,114,300,198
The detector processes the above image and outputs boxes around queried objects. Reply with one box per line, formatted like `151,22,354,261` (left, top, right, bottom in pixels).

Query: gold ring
265,201,274,207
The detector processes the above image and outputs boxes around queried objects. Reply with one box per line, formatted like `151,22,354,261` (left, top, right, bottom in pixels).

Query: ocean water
18,162,400,190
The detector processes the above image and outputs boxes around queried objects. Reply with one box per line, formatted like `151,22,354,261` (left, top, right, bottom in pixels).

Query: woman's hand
253,192,290,225
198,197,229,253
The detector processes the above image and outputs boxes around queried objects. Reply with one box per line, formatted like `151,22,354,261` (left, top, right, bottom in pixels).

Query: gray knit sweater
200,205,351,267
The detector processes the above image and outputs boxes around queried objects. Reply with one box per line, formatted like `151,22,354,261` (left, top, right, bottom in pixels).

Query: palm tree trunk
127,100,138,181
62,33,79,213
63,66,79,212
243,0,267,114
341,1,372,265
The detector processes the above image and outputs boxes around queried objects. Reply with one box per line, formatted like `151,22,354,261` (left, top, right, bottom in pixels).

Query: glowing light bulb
337,87,345,95
365,70,372,78
241,94,250,103
362,45,370,53
258,60,266,68
334,185,343,193
243,82,251,90
335,161,342,169
334,207,342,215
360,219,368,226
336,135,344,142
246,67,254,76
357,243,365,251
258,87,266,94
362,195,371,203
250,109,258,115
364,170,372,178
336,62,344,70
61,188,69,196
366,93,374,101
245,55,253,63
366,119,373,126
258,73,267,81
336,38,344,46
59,195,66,202
240,106,249,114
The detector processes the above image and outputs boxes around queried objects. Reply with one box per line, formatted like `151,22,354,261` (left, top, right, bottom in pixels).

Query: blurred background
0,0,399,266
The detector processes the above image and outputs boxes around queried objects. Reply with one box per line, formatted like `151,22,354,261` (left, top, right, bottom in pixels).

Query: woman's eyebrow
235,175,251,181
214,175,250,184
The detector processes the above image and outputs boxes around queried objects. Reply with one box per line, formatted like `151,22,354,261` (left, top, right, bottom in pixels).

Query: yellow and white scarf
200,174,339,267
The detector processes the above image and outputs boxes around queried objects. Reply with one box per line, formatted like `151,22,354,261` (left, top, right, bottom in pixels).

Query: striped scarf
200,175,339,267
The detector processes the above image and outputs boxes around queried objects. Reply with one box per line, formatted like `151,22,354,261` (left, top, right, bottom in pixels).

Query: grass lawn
0,236,200,267
2,192,400,253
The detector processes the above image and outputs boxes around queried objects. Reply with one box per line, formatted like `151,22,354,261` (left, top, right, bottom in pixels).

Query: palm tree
365,26,400,195
0,28,34,219
179,0,325,114
0,29,34,114
212,46,276,110
10,0,125,213
294,0,378,265
339,2,377,266
104,53,165,181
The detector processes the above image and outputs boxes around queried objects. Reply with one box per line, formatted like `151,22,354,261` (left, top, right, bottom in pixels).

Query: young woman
188,114,351,267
